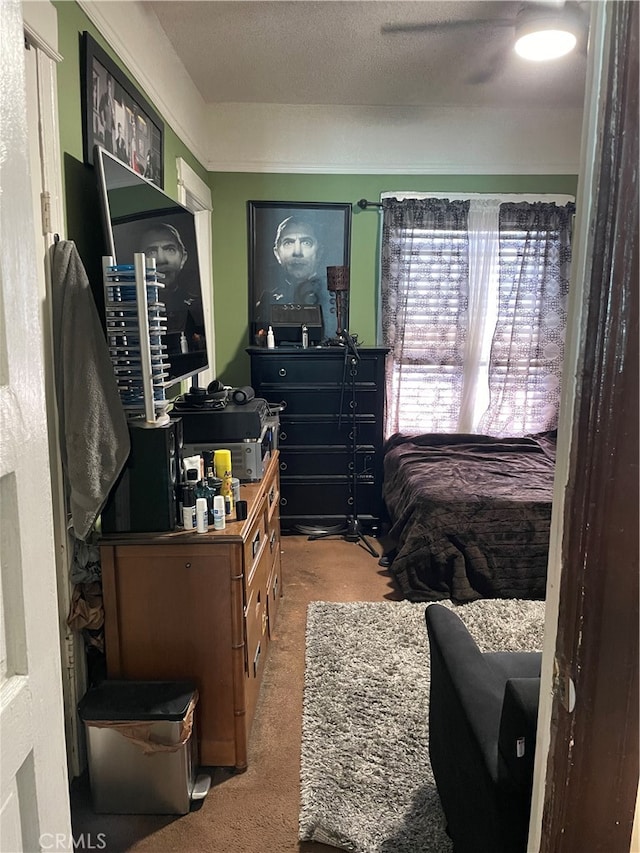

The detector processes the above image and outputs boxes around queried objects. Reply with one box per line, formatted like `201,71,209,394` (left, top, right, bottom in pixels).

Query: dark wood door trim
540,3,639,850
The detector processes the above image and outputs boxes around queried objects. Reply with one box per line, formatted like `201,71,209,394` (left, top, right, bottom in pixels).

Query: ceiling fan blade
381,18,513,35
465,43,512,85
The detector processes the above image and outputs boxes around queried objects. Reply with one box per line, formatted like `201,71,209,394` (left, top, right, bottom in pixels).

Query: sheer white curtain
380,196,574,438
458,200,500,432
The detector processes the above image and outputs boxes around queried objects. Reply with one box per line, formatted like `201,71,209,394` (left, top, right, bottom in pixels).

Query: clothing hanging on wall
50,239,130,540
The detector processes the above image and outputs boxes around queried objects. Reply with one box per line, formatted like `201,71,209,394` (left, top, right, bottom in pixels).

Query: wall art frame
81,31,164,188
247,200,352,343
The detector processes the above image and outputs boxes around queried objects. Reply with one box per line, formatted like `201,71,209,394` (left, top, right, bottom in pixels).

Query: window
380,197,574,438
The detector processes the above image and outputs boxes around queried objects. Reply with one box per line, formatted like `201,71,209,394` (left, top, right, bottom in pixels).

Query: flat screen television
94,145,208,387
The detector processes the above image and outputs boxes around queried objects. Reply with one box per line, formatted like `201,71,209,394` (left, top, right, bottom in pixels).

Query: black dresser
248,346,388,533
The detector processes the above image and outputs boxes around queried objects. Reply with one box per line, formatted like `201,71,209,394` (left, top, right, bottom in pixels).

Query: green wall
209,173,578,384
54,3,578,388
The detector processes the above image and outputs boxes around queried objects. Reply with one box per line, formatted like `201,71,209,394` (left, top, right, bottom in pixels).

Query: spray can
215,449,234,514
182,486,196,530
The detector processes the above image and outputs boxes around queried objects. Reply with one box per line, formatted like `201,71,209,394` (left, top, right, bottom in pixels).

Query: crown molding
204,159,580,175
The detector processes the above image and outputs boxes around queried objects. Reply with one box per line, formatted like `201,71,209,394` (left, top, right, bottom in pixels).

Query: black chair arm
498,677,540,792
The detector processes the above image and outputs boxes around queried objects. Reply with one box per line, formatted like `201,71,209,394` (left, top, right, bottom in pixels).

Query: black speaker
101,419,182,533
231,386,255,405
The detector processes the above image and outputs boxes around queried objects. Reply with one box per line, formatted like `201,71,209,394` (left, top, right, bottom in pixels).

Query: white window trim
176,157,216,385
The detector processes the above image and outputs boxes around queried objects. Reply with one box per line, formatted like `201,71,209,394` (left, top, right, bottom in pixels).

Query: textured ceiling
148,0,588,109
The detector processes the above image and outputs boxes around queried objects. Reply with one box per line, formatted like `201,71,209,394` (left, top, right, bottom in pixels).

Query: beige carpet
71,534,401,852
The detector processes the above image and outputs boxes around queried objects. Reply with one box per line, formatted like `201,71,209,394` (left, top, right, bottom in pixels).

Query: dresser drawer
265,473,279,525
278,417,378,447
266,549,282,639
253,354,380,385
268,387,379,417
278,447,376,477
279,478,379,517
244,580,267,681
244,504,267,592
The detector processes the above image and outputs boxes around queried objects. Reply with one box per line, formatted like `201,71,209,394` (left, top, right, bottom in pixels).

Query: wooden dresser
100,451,283,770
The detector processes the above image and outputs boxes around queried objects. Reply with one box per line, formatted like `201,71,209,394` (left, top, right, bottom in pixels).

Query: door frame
529,1,639,848
22,0,86,779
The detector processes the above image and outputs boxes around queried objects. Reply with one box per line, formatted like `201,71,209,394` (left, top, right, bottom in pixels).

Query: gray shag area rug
299,599,545,853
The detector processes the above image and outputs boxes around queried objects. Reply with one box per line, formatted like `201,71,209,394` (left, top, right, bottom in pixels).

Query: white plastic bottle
213,495,226,530
266,325,275,349
196,498,208,533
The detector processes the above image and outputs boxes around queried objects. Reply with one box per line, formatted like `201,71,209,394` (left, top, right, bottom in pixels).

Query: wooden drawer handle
349,400,357,409
348,497,354,506
278,368,287,377
253,642,261,677
252,529,261,558
269,485,276,504
270,528,277,552
185,562,192,568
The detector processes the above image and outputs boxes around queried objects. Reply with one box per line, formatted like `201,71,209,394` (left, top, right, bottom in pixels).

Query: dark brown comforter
382,432,556,602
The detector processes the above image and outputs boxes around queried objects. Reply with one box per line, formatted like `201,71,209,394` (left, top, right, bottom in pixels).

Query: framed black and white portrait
81,31,164,188
248,201,352,343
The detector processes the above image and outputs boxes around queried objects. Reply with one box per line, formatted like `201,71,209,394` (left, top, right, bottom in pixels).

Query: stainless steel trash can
78,680,210,814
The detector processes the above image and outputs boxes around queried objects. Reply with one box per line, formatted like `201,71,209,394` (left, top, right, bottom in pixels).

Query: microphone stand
308,329,378,558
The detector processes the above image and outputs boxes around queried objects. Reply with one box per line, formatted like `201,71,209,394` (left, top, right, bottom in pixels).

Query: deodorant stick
213,495,226,530
196,498,208,533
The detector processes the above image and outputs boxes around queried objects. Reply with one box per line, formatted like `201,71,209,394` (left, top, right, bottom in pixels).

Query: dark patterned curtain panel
381,198,470,434
380,197,574,437
478,202,574,436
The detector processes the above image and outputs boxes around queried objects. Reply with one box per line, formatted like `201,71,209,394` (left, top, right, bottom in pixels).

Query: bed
382,431,557,603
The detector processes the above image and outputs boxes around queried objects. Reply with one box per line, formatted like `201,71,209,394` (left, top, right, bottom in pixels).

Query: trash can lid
78,680,198,722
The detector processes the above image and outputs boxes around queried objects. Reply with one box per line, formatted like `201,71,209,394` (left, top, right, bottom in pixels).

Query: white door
0,1,72,850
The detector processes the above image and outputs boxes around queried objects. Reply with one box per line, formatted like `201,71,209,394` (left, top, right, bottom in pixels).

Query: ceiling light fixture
514,3,583,61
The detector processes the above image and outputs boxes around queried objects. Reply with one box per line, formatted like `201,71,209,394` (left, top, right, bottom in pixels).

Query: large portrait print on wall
81,31,164,188
248,201,352,343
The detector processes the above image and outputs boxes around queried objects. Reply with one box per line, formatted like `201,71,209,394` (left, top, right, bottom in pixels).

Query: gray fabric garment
70,536,102,584
50,240,130,540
